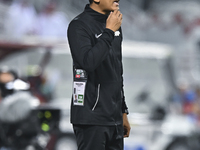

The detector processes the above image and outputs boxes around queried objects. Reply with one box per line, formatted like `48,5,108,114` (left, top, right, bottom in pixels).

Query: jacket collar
84,4,108,22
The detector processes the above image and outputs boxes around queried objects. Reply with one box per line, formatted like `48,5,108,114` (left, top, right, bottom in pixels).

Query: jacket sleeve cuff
121,96,129,115
122,109,129,115
101,28,114,43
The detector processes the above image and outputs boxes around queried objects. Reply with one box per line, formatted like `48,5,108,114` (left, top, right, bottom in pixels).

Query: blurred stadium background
1,0,200,150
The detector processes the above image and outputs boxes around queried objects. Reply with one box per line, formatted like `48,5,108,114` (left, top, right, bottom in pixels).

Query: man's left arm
120,27,131,137
121,59,131,138
121,88,131,138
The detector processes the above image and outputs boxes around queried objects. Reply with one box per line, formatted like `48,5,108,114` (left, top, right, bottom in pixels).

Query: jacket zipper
92,84,100,111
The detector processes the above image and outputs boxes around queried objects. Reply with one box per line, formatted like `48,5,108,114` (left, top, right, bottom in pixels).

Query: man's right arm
67,10,122,72
67,20,114,72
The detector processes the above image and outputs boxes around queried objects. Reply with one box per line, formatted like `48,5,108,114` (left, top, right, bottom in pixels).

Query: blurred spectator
173,12,185,26
142,0,152,11
0,68,18,100
0,67,30,102
4,0,37,37
0,0,12,5
35,1,69,38
194,86,200,125
173,81,196,115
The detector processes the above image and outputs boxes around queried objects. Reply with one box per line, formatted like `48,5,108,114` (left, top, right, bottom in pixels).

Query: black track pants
73,124,124,150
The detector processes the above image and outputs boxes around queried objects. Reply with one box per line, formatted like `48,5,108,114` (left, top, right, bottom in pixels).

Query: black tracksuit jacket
67,4,128,126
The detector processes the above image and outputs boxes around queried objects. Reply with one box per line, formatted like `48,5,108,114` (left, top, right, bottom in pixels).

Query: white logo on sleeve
115,31,120,36
95,33,102,38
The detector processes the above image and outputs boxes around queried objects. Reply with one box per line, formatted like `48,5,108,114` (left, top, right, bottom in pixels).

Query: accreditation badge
73,68,87,106
73,82,86,106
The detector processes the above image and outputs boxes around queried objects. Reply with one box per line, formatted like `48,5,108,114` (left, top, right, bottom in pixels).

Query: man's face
97,0,120,14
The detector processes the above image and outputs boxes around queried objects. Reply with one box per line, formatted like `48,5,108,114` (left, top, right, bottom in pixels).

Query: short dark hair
89,0,93,4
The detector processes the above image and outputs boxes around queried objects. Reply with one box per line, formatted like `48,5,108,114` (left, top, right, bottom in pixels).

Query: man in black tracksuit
67,0,131,149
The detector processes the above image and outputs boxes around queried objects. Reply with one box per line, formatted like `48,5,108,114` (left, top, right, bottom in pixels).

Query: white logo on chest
95,33,102,38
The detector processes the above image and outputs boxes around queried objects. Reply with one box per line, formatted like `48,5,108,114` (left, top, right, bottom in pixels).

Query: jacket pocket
92,84,100,111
